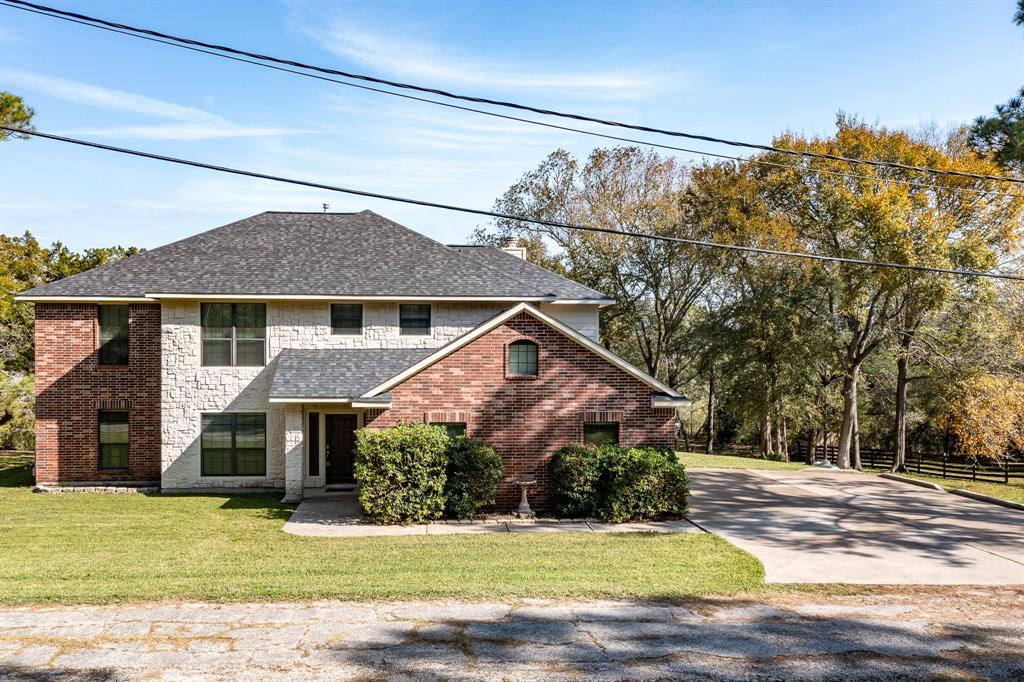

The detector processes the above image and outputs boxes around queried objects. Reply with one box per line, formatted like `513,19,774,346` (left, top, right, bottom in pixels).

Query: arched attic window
507,339,538,377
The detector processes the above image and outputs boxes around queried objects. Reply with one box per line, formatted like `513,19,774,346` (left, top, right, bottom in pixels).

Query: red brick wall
368,313,677,509
34,303,161,484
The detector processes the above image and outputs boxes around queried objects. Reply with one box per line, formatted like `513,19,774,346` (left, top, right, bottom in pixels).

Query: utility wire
5,1,1020,201
4,0,1023,187
5,126,1022,283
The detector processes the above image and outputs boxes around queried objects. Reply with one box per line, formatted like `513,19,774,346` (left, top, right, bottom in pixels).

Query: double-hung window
331,304,362,335
201,413,267,476
98,305,129,365
399,304,431,335
98,411,129,469
583,422,619,446
201,303,265,366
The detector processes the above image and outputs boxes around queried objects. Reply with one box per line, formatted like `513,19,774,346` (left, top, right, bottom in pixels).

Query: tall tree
482,147,720,387
970,87,1024,173
968,2,1024,172
748,117,1021,468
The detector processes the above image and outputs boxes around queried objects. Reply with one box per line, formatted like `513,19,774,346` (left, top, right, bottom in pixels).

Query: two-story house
19,211,688,507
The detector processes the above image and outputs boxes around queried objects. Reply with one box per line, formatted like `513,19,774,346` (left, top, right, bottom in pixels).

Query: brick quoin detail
34,303,161,484
371,312,677,508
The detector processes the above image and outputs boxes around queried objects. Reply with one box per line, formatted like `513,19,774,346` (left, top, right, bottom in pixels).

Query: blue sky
1,0,1021,250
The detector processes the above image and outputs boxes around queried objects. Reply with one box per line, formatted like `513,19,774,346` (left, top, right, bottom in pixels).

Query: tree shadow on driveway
311,600,1024,680
686,469,1024,583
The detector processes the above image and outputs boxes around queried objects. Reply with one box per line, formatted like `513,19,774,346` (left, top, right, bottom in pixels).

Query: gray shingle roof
21,211,611,301
452,245,606,301
270,348,435,400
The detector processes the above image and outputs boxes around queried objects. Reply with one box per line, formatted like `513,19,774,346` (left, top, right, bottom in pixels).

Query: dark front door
325,414,358,484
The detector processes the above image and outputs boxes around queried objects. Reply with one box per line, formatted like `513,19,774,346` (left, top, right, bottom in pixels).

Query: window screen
583,422,619,446
399,304,431,335
201,413,266,476
98,305,129,365
331,304,362,335
98,411,129,469
201,303,265,366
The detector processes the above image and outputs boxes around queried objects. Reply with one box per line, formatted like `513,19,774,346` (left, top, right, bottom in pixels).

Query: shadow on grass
219,494,293,521
0,455,34,488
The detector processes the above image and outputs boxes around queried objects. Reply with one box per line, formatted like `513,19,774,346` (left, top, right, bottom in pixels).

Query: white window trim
197,301,268,368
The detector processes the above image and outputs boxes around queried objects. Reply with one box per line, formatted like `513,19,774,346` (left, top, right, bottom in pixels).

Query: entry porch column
282,403,304,503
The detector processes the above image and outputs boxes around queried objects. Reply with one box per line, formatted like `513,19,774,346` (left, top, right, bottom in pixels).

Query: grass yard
868,469,1024,505
0,455,763,605
678,451,809,471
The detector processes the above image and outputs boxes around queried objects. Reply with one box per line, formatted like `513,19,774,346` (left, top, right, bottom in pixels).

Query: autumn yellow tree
943,375,1024,460
752,116,1023,469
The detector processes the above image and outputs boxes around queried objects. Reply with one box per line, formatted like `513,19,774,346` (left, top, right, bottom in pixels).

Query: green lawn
675,450,1024,504
869,469,1024,505
678,451,809,471
0,455,763,605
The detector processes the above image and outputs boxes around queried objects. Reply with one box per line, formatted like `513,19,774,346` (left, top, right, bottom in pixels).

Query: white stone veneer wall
160,300,510,490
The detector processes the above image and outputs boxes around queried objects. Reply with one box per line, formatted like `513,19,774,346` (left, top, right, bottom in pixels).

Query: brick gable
34,303,161,484
368,312,677,507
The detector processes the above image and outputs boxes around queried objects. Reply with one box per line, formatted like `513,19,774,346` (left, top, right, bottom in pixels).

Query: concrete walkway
687,468,1024,585
282,494,700,536
2,592,1021,680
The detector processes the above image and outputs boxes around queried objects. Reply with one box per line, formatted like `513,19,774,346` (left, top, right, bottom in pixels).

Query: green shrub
598,446,689,522
549,443,689,522
354,423,450,523
444,437,504,519
549,443,605,518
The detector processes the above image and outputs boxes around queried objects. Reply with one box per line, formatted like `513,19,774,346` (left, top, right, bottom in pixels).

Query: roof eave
14,295,158,303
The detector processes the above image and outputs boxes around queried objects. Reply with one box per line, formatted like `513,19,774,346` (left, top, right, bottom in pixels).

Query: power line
5,1,1020,201
4,0,1023,188
4,126,1022,283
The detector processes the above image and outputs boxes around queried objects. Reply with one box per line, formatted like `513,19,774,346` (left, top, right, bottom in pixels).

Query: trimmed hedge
550,444,689,522
444,437,504,519
354,423,449,523
548,443,603,518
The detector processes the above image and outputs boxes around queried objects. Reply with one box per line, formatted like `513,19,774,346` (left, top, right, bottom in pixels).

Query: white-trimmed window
201,303,265,366
507,340,538,376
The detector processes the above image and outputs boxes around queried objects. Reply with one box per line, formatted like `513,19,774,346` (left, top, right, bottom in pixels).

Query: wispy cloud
302,21,667,100
2,68,302,140
57,124,297,141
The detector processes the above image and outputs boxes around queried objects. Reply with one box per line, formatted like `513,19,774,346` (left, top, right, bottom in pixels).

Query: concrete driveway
687,468,1024,584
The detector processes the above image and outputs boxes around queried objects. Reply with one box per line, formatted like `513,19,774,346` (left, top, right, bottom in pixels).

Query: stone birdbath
512,476,537,518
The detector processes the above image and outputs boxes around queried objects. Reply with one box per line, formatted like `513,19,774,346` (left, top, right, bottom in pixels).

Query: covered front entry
325,413,357,485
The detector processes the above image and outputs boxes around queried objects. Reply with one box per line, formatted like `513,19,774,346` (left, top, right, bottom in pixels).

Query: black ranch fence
814,446,1024,484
